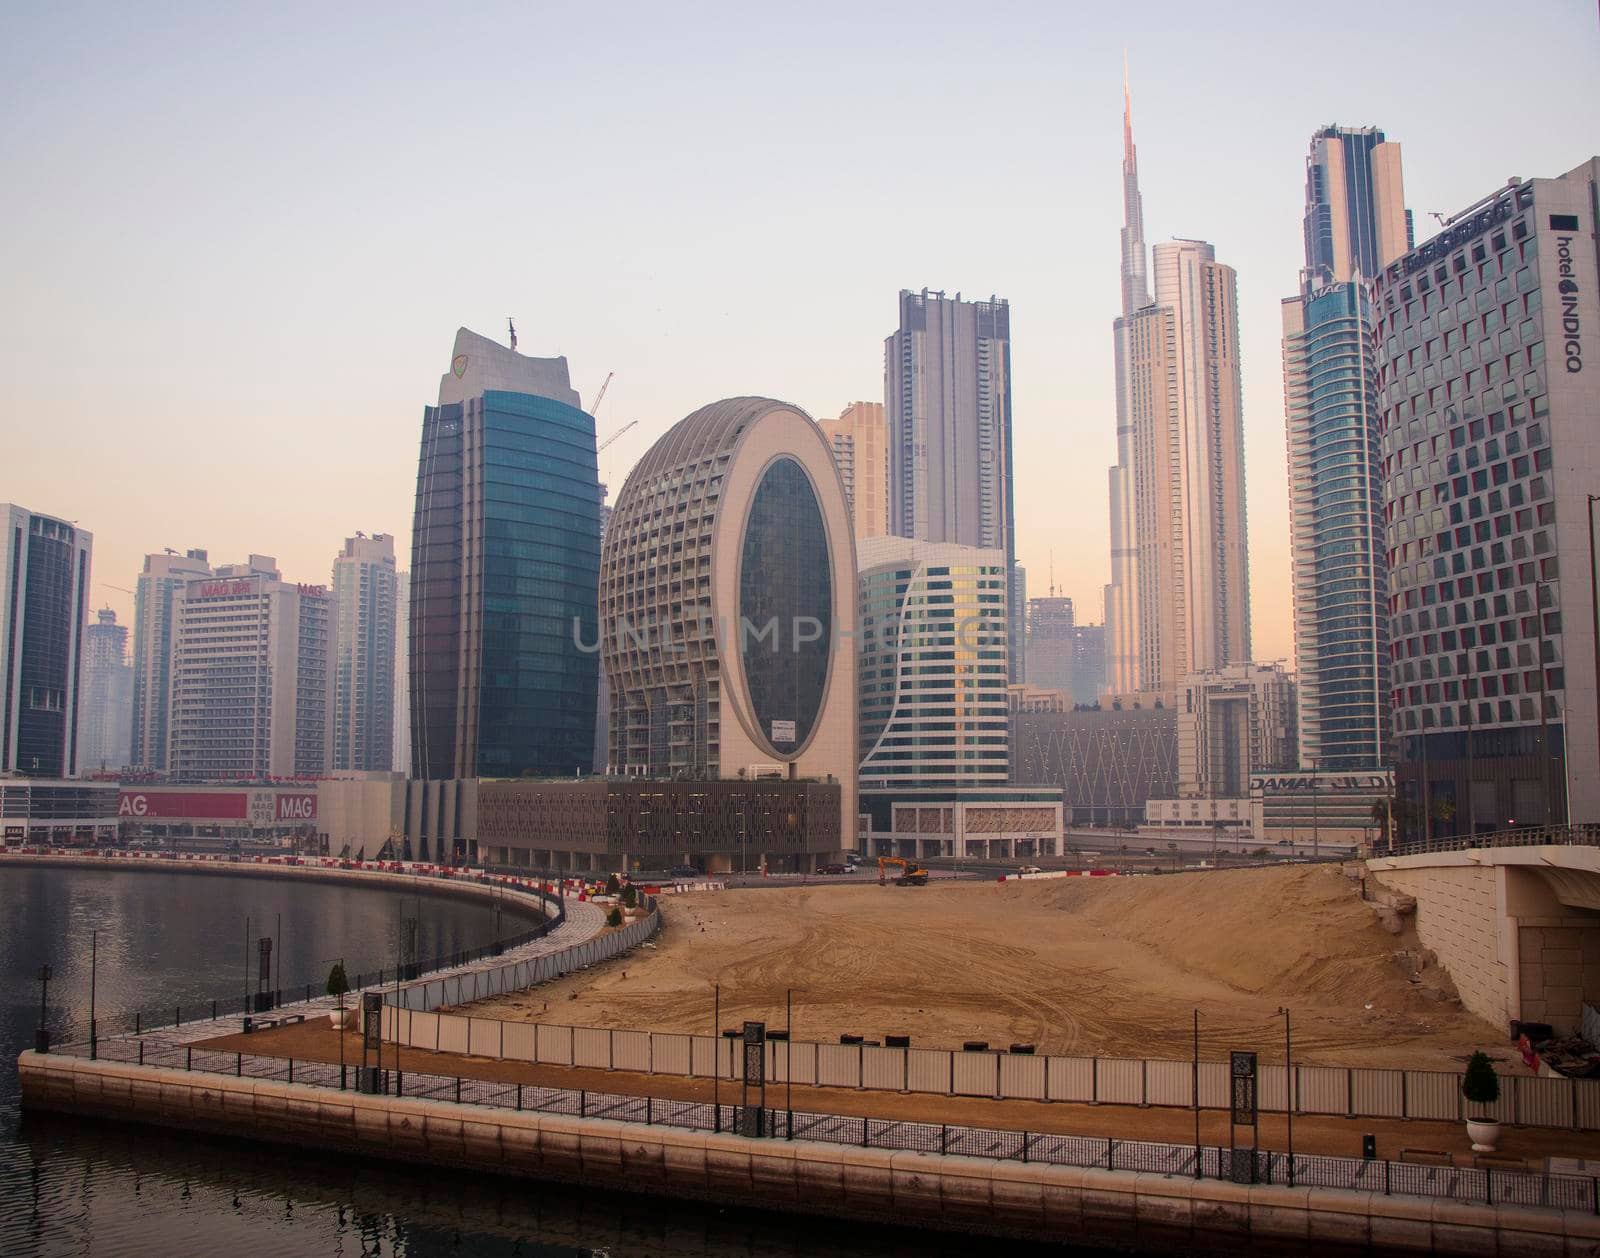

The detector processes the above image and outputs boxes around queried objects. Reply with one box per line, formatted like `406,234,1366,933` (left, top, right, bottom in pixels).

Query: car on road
669,865,700,879
819,862,848,875
1018,865,1043,875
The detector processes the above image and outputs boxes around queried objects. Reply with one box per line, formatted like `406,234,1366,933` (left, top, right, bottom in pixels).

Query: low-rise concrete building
0,778,119,846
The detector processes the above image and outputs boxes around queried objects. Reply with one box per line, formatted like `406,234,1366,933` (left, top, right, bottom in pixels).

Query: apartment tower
885,289,1025,682
1282,126,1409,772
331,533,397,772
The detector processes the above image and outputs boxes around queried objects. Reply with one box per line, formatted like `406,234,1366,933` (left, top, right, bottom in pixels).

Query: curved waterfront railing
382,894,659,1015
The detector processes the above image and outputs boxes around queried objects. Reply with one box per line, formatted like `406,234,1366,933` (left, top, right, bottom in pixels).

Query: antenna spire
507,317,518,352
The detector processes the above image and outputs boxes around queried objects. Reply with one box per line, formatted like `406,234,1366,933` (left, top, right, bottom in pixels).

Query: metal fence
381,897,659,1014
68,1036,1600,1214
377,1013,1600,1132
42,867,565,1045
1388,822,1600,857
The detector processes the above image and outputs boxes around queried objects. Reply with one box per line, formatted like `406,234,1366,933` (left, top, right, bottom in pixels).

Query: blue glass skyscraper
1282,127,1409,771
409,328,599,780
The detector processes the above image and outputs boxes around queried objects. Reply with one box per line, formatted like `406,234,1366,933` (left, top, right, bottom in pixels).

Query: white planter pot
1466,1117,1501,1152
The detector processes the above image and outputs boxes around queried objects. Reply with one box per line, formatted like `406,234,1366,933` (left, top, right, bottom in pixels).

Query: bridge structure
1368,824,1600,1038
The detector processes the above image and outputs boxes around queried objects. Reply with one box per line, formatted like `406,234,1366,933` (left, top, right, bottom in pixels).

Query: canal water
0,866,1120,1256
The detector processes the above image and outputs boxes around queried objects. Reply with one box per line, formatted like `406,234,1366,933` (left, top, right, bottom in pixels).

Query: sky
3,1,1598,667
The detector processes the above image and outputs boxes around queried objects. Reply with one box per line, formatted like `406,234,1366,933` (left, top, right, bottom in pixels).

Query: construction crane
598,419,638,453
589,371,614,417
100,584,134,596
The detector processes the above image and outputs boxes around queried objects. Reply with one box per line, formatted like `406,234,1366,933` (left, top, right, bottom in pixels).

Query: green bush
326,962,350,998
621,883,637,908
1461,1050,1500,1106
605,873,621,896
605,907,623,928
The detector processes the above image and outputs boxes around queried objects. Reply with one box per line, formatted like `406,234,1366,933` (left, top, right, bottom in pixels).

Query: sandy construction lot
466,865,1514,1071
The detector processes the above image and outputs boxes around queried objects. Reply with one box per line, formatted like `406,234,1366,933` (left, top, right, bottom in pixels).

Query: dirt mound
467,865,1505,1070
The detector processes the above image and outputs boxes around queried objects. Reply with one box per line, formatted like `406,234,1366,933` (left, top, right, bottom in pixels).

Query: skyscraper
1302,126,1412,292
858,538,1010,788
332,533,397,772
1375,157,1600,830
885,289,1024,682
1105,77,1251,696
1283,127,1408,773
819,401,888,541
130,547,211,771
77,608,132,774
409,327,600,780
167,555,333,781
393,569,410,778
1025,596,1076,693
0,505,92,777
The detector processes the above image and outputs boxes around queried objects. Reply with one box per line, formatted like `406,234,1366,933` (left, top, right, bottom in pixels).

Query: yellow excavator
877,856,929,886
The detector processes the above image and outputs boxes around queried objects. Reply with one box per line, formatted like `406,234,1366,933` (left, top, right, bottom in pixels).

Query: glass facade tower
409,328,599,780
1282,124,1409,772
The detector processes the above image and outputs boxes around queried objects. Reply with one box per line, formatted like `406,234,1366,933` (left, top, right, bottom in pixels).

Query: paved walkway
190,1018,1600,1171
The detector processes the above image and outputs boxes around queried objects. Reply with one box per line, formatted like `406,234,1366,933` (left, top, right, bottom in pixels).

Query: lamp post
1277,1006,1293,1186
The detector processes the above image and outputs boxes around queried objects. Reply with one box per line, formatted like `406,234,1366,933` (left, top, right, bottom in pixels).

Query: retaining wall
18,1051,1596,1255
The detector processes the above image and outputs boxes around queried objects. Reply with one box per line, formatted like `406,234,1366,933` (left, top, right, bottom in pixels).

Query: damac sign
1553,214,1584,374
196,580,256,598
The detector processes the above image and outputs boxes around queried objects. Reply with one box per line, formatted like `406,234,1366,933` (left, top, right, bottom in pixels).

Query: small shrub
605,873,621,896
1462,1050,1500,1107
605,907,623,928
621,884,637,908
326,962,349,998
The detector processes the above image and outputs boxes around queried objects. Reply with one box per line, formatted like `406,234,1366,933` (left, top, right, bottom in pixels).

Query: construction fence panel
1257,1064,1289,1113
688,1035,718,1079
999,1052,1047,1102
466,1017,495,1058
1297,1066,1348,1115
1351,1068,1404,1118
573,1027,611,1069
437,1014,470,1055
1576,1079,1600,1131
652,1033,691,1077
1047,1056,1095,1104
613,1030,651,1074
1097,1058,1143,1106
1198,1061,1230,1110
1145,1060,1193,1108
788,1040,818,1086
952,1051,997,1098
816,1044,861,1089
1403,1070,1459,1121
538,1023,574,1066
861,1046,903,1092
906,1049,949,1094
502,1022,537,1063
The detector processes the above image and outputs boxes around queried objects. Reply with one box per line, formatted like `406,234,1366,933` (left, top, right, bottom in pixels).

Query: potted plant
326,962,351,1029
1462,1050,1501,1151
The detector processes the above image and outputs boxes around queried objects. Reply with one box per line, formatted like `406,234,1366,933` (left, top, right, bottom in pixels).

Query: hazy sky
4,1,1597,666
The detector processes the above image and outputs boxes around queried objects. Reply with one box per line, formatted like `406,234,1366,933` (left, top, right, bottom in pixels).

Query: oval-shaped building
600,398,856,860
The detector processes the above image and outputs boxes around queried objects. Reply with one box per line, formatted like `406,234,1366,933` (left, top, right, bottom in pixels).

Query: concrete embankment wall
19,1052,1597,1256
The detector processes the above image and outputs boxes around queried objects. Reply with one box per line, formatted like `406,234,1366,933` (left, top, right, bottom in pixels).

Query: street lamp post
1589,493,1600,813
1277,1006,1293,1187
